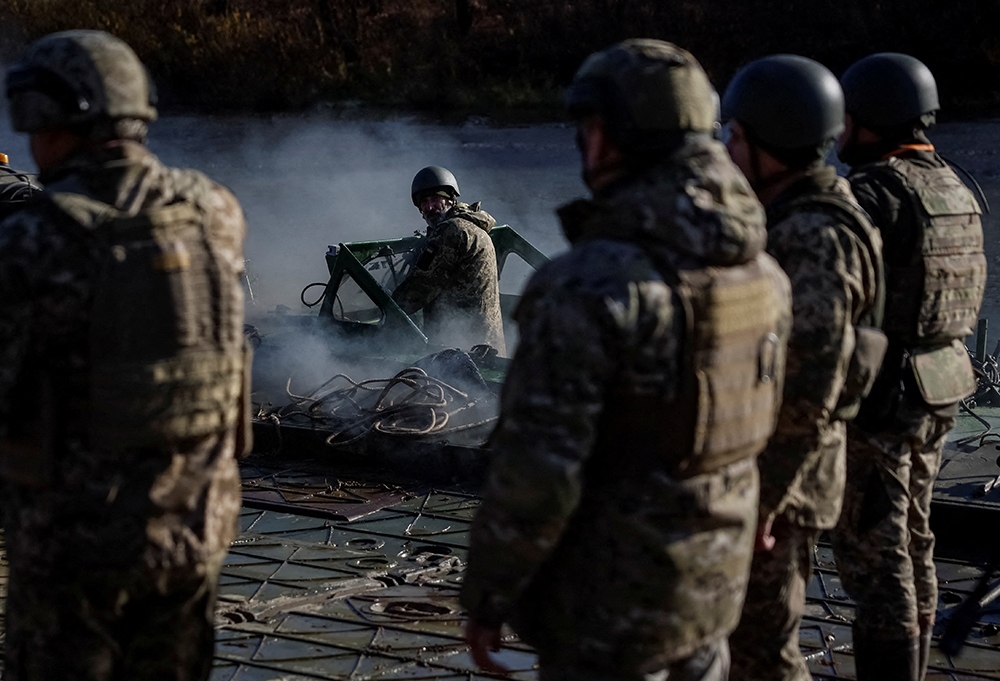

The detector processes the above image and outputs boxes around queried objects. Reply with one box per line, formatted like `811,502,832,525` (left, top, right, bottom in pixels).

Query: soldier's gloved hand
755,513,776,552
465,618,510,675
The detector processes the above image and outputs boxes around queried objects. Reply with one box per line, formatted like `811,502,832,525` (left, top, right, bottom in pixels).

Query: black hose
300,282,327,308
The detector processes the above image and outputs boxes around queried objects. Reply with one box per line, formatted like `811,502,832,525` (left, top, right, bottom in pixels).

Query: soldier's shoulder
160,164,229,200
755,251,793,300
770,203,844,239
525,239,658,300
794,182,878,240
431,214,493,252
0,195,77,258
848,159,906,193
438,212,488,236
438,214,481,233
768,204,854,271
159,164,244,224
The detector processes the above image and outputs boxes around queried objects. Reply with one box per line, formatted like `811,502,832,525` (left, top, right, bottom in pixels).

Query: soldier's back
464,138,792,675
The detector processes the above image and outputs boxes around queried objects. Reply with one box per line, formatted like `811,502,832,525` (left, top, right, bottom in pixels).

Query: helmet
840,53,939,129
5,30,157,133
564,39,716,152
410,166,460,206
722,54,844,153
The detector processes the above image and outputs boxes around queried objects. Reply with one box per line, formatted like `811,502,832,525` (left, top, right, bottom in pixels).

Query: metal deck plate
4,406,1000,678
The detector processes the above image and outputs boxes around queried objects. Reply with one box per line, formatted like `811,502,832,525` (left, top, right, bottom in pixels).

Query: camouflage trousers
832,406,955,640
539,639,730,681
3,538,224,681
729,518,820,681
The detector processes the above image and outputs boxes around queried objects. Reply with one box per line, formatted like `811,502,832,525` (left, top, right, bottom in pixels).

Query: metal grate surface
2,483,1000,679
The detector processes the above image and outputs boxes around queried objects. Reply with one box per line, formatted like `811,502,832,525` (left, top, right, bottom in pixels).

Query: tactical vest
771,192,888,420
49,187,249,453
880,157,986,345
596,256,784,479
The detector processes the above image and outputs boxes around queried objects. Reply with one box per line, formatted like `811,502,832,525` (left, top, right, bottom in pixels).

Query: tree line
4,0,998,117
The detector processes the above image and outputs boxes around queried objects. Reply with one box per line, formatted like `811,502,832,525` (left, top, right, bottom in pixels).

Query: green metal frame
317,240,427,342
490,225,548,276
316,225,547,346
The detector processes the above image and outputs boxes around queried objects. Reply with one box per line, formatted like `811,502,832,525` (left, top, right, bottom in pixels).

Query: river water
4,114,1000,326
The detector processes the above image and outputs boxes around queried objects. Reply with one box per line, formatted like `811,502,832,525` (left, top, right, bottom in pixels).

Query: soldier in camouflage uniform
460,39,793,681
391,166,506,354
0,153,40,222
722,56,885,681
832,53,985,681
0,31,250,680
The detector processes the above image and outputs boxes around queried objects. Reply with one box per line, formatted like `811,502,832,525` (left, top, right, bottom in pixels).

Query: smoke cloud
4,108,1000,398
144,112,581,395
145,114,580,313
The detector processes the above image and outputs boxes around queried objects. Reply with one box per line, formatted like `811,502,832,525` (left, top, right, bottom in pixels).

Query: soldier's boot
853,625,920,681
917,622,933,681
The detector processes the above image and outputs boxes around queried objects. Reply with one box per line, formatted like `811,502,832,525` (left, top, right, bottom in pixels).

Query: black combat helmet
722,54,844,161
410,166,460,206
840,53,939,129
564,39,716,154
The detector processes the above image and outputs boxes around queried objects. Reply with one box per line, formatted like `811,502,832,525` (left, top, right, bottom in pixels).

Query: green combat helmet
564,38,716,153
722,54,844,161
840,52,939,130
5,30,157,133
410,166,460,206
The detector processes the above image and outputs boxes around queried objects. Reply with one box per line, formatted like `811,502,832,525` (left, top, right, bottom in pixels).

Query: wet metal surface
6,413,1000,678
211,506,535,680
221,430,1000,680
208,502,1000,680
804,544,1000,679
240,461,414,522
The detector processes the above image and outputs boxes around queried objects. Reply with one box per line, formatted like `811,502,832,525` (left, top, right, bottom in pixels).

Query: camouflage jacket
759,164,881,529
461,137,792,672
0,159,40,222
392,202,506,354
0,141,246,573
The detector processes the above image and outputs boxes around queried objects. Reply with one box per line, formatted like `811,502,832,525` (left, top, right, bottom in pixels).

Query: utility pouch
833,326,889,420
909,339,977,407
235,342,254,459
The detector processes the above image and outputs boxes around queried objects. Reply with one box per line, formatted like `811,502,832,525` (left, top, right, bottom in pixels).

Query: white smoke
0,107,588,392
144,112,582,393
146,113,580,313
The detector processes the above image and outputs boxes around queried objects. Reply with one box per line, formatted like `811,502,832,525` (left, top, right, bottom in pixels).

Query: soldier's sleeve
459,275,620,627
391,221,471,314
758,217,855,518
0,215,39,439
851,176,892,230
205,183,248,278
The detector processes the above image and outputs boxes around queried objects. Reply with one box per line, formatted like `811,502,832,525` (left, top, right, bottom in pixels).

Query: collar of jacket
40,139,151,186
765,162,841,225
557,190,648,246
429,200,495,234
557,155,686,246
844,129,934,168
